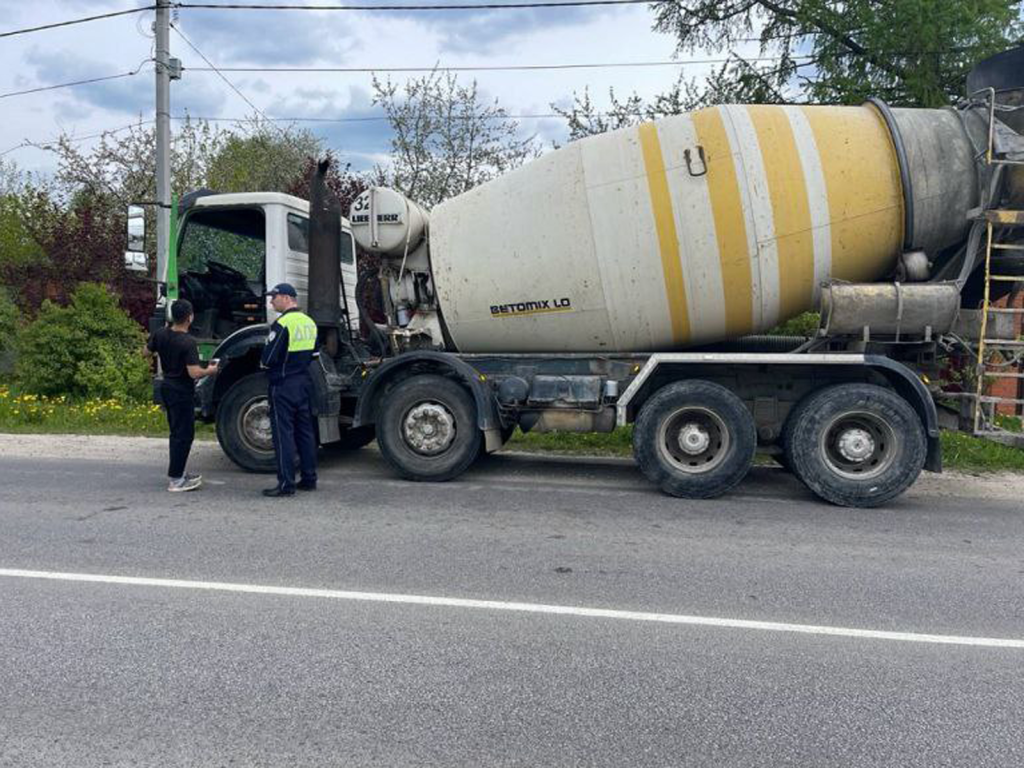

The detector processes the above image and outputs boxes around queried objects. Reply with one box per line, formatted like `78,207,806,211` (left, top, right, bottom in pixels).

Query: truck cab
164,191,359,358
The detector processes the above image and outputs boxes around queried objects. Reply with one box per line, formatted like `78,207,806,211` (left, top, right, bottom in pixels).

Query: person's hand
207,362,220,375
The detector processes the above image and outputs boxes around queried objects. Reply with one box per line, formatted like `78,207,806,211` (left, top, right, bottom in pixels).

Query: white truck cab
170,191,358,349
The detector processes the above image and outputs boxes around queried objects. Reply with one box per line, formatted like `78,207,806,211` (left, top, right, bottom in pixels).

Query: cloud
23,47,227,117
53,100,95,121
173,10,358,67
382,5,620,55
265,84,393,171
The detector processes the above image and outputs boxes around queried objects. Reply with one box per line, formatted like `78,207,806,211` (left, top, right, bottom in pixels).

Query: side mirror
124,205,147,272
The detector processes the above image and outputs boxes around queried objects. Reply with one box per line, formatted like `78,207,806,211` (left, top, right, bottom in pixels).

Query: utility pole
155,0,171,290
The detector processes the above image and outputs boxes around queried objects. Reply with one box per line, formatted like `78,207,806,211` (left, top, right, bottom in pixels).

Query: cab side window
287,213,354,264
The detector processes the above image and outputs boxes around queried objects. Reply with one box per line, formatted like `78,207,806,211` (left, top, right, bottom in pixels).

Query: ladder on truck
971,88,1024,442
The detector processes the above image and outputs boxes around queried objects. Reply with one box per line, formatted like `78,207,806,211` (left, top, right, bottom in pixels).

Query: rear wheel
376,374,481,482
633,380,756,499
785,383,926,508
216,373,276,473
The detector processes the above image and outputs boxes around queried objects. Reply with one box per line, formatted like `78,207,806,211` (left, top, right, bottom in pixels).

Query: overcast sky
0,0,735,177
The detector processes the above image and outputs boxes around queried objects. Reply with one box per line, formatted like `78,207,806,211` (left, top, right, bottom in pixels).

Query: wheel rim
819,411,897,480
657,406,730,474
402,401,456,456
237,396,274,454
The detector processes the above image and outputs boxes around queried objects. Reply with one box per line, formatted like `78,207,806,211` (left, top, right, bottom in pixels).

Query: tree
285,151,368,216
0,286,18,354
207,121,323,194
554,80,691,143
649,0,1022,108
48,116,225,207
0,161,45,274
555,1,1023,140
372,71,540,207
0,188,153,325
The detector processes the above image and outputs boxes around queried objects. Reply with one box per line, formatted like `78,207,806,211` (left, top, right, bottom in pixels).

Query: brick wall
987,290,1024,415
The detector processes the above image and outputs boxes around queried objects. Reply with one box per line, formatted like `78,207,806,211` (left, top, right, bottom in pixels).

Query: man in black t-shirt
146,299,219,492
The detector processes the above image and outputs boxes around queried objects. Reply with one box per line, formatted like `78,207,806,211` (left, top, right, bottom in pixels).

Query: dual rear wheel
633,380,926,508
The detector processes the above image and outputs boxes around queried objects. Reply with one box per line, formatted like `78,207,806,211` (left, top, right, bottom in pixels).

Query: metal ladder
970,87,1024,438
972,209,1024,438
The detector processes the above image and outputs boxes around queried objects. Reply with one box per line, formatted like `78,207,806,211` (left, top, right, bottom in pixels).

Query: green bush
0,285,18,350
16,282,150,401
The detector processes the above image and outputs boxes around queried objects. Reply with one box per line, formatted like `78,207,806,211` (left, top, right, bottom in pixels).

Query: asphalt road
1,438,1022,767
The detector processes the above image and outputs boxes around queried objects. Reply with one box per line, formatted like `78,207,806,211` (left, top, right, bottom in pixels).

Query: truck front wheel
376,374,482,482
633,380,756,499
784,383,926,508
216,373,277,473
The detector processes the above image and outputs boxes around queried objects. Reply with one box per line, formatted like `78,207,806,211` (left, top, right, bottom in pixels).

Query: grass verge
0,385,214,439
1,383,1022,472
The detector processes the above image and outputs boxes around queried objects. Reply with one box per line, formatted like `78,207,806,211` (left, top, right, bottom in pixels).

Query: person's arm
187,361,218,379
260,322,289,370
183,339,218,379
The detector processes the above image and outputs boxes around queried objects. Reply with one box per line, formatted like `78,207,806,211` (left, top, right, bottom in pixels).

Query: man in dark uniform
145,298,219,492
261,283,319,497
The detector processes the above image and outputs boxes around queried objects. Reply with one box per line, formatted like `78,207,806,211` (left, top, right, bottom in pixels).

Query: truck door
176,207,267,344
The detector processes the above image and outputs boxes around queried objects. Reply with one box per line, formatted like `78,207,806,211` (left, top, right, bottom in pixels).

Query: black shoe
296,480,317,492
262,486,295,497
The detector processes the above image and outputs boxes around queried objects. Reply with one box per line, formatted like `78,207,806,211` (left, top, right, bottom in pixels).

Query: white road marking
1,568,1021,649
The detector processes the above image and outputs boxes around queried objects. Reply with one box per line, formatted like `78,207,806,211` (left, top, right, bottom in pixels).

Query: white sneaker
168,475,202,492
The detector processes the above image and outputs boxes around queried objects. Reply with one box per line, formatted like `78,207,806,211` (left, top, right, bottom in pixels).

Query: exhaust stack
307,158,343,354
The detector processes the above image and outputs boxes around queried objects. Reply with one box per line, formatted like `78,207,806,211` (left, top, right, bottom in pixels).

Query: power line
0,64,150,101
169,23,286,135
176,0,651,10
183,56,822,75
177,47,978,77
0,6,155,39
173,112,570,123
0,120,156,157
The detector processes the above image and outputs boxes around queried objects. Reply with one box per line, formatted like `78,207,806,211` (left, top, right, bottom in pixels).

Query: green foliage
0,286,18,353
0,382,216,438
767,311,820,337
940,430,1024,472
557,1,1023,139
650,0,1023,108
15,283,150,401
0,170,45,273
206,123,323,193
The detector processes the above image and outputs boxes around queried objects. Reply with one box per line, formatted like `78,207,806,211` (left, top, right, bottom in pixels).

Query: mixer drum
377,104,977,353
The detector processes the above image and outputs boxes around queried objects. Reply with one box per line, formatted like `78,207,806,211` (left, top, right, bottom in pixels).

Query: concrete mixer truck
151,47,1024,508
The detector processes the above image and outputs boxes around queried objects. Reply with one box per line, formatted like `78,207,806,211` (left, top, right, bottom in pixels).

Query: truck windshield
177,207,266,340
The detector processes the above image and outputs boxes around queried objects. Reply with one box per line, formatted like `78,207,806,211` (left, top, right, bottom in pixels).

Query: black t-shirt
147,326,199,387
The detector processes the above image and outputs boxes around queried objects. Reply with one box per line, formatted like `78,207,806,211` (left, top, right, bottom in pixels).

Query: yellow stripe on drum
799,106,903,282
638,122,691,345
747,105,816,321
691,107,754,337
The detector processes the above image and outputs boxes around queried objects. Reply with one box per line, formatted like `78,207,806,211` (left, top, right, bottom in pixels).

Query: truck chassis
198,336,939,509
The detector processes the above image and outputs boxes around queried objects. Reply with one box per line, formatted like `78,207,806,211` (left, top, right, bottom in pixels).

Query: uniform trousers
268,374,318,491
